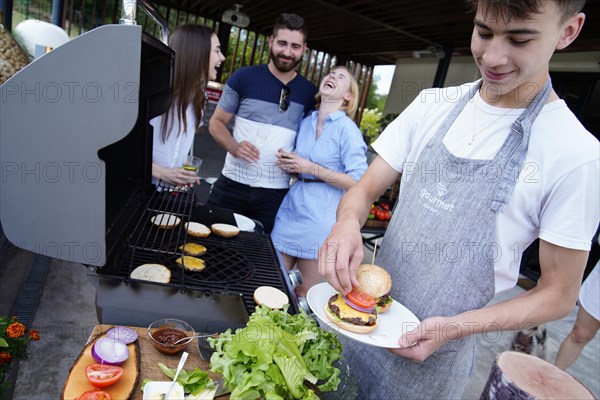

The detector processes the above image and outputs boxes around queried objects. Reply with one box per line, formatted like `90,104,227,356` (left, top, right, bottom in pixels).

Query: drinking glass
183,155,202,172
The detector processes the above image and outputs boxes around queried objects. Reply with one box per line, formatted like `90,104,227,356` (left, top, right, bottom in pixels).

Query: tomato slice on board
85,364,124,388
346,289,376,308
77,390,112,400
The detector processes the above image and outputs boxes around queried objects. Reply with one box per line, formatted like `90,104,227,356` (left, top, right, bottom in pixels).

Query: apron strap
491,79,552,212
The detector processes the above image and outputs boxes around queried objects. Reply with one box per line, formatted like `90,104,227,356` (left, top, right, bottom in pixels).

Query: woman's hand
152,163,200,187
276,149,315,175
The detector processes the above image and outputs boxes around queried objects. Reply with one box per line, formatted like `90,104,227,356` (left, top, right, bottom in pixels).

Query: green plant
0,316,39,396
359,108,383,144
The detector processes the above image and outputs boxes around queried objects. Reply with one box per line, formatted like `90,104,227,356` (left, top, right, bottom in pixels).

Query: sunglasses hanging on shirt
279,86,291,112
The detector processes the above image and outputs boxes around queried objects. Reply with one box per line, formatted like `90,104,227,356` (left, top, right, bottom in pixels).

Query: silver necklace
468,96,515,146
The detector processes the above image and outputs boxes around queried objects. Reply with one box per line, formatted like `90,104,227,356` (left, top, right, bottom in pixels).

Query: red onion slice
106,326,138,344
343,295,374,313
92,337,129,366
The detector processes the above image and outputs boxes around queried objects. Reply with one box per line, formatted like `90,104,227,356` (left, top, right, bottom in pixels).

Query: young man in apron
318,1,599,398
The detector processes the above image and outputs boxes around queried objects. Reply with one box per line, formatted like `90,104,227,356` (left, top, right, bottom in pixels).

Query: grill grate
99,184,296,315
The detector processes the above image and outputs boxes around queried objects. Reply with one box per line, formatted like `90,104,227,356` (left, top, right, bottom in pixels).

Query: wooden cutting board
61,330,140,399
63,325,224,400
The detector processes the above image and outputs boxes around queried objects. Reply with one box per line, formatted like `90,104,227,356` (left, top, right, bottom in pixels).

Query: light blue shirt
271,110,368,259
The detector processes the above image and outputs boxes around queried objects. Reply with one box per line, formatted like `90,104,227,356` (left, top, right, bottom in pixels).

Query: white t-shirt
151,106,199,187
373,82,600,294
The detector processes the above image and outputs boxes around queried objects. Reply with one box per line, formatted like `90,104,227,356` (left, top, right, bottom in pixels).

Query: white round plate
234,213,256,232
306,282,420,348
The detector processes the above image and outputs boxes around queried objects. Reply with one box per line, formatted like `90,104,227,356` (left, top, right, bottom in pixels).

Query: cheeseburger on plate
325,264,392,333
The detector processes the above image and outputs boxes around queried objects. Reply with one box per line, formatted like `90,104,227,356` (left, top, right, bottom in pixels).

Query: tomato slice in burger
77,390,112,400
346,289,376,309
85,363,123,388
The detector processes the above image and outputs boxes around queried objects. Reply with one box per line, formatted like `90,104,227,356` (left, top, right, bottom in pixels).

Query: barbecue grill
0,1,299,332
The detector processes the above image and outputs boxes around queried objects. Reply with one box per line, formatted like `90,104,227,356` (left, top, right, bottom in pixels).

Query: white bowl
143,381,185,400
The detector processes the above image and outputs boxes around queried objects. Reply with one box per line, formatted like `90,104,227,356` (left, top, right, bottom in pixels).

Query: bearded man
207,13,318,233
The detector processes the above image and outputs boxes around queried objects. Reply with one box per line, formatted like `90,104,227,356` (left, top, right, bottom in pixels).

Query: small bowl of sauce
147,318,194,354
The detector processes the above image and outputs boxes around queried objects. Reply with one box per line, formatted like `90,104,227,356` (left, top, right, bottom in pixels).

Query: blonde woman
271,66,368,296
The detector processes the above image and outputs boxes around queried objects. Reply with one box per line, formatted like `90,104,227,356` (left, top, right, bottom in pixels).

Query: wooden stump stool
480,351,596,400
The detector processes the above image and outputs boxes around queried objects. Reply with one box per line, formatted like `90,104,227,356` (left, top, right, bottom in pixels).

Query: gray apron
342,80,552,399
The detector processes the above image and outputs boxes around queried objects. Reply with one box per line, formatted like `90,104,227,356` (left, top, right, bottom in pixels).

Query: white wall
383,51,600,116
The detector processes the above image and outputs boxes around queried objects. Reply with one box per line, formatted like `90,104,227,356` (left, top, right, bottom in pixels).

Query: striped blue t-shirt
218,64,317,188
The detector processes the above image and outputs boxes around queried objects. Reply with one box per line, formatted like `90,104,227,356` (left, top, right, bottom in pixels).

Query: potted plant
0,316,39,399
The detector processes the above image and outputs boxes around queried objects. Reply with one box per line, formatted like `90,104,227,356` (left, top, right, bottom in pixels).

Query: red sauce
152,327,187,345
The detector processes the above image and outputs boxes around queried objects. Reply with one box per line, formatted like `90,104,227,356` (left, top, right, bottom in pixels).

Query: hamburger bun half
151,213,181,229
212,223,240,238
253,286,289,309
357,264,392,299
185,222,211,238
324,303,378,334
130,263,171,283
376,295,393,313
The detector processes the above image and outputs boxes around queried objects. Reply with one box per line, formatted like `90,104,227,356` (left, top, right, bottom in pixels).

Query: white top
151,106,199,186
373,82,600,294
222,115,295,189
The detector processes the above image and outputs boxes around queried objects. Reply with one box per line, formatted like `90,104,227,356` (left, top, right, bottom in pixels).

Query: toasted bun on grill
185,222,211,238
253,286,289,309
357,264,392,299
130,263,171,283
324,302,378,334
151,213,181,229
175,256,206,272
211,223,240,238
179,243,207,256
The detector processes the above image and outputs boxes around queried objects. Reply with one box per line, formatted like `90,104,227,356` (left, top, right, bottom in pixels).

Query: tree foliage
366,74,387,112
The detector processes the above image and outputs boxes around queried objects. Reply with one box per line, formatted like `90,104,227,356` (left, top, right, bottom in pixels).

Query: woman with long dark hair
151,24,225,187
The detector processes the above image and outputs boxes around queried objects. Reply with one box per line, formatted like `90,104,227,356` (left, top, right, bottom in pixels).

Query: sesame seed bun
357,264,392,299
